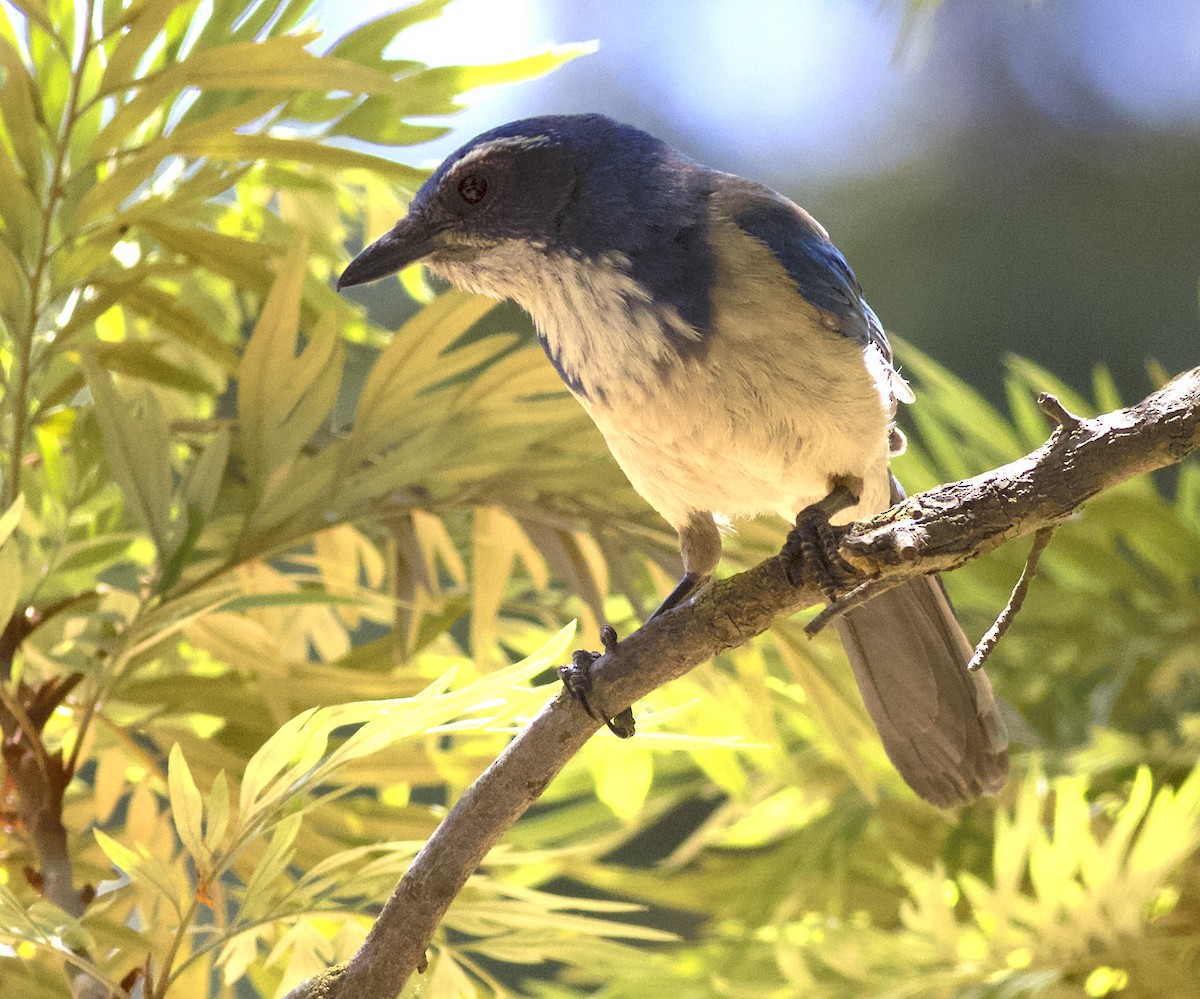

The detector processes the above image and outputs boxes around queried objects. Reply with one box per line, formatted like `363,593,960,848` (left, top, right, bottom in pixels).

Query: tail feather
832,573,1009,807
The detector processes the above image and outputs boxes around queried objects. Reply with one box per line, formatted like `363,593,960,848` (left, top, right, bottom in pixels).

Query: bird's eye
456,173,489,205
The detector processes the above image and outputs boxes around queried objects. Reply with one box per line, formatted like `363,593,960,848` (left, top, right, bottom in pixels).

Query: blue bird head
337,114,711,294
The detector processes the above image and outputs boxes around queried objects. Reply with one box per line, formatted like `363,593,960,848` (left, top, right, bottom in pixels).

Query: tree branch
0,674,87,918
285,365,1200,999
966,525,1055,673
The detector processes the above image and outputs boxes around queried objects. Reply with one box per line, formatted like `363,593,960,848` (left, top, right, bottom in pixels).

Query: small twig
803,576,906,636
1037,392,1084,430
967,526,1056,672
2,591,104,683
0,684,54,784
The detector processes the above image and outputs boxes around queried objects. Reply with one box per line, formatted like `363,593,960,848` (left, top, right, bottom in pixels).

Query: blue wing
725,186,890,356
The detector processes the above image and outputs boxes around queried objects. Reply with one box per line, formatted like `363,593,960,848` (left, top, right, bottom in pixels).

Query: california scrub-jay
338,114,1008,807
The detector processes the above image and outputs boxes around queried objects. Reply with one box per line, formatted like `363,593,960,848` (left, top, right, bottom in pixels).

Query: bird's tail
831,473,1008,807
832,573,1008,807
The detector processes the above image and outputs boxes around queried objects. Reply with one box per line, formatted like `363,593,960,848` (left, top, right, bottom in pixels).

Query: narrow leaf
0,539,22,633
97,0,181,96
94,339,222,394
238,707,319,818
93,827,141,875
182,425,230,520
204,771,230,852
0,494,24,547
168,743,207,866
326,0,453,63
81,352,174,554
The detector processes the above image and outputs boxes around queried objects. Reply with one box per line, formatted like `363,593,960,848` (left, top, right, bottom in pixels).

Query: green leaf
1090,365,1125,414
325,0,454,64
34,417,71,504
96,34,395,148
238,707,320,821
0,237,29,327
237,813,302,923
237,243,344,504
1004,376,1053,451
7,0,54,33
169,132,428,185
235,624,573,825
27,8,71,127
118,284,241,374
0,38,44,185
96,0,186,97
1006,354,1095,420
82,163,247,239
131,854,188,918
95,339,222,394
0,142,42,259
344,290,495,468
219,591,365,613
205,770,230,852
77,145,230,228
25,899,94,953
137,217,277,291
0,881,42,938
182,425,230,521
169,743,207,866
51,534,140,576
770,626,882,800
0,494,23,547
385,45,598,118
0,532,22,632
330,97,452,146
81,352,174,554
188,0,308,53
590,739,654,820
93,826,142,876
170,39,398,94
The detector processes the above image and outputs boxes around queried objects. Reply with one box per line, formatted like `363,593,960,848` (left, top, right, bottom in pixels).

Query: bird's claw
558,626,635,738
782,485,861,603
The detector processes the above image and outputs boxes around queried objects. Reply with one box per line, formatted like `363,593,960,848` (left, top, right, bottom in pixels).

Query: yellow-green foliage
0,3,1198,998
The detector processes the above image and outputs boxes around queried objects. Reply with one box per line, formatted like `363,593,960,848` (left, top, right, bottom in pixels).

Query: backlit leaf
169,743,207,866
205,770,230,852
81,351,174,554
326,0,454,64
0,494,23,547
0,536,22,632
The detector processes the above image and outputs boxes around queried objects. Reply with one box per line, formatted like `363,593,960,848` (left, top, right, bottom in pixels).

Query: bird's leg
648,571,707,618
782,476,863,602
649,510,722,619
559,512,720,738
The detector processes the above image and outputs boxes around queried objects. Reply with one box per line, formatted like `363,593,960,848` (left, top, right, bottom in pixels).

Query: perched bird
338,114,1008,807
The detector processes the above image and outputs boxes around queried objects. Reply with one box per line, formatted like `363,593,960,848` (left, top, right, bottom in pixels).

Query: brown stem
967,526,1056,672
4,0,97,508
1,675,87,916
1037,391,1084,430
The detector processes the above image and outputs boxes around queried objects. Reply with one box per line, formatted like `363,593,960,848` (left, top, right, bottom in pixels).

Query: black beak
337,215,440,290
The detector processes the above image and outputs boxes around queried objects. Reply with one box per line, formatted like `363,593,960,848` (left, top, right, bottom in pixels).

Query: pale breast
434,233,899,532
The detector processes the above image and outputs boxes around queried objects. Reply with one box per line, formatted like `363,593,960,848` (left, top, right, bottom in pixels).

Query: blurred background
318,0,1200,403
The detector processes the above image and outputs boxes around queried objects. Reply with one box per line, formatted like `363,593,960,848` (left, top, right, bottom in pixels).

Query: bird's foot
558,625,635,738
782,479,863,603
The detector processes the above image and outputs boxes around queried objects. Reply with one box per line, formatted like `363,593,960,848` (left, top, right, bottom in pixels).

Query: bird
338,113,1008,808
